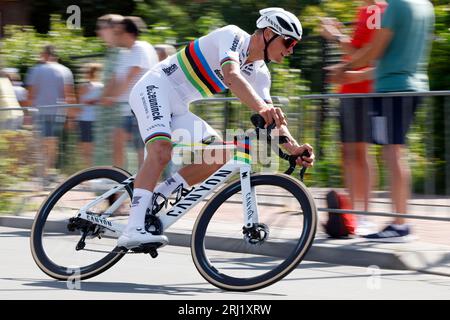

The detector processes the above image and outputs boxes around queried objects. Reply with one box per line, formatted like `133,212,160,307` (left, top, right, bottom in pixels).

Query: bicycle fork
240,165,259,229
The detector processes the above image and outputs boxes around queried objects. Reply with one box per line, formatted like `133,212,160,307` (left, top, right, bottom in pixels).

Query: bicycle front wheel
191,173,317,291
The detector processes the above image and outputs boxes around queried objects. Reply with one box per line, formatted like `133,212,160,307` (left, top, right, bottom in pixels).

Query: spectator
321,0,387,236
101,16,158,169
0,71,22,130
2,67,30,126
25,45,76,178
2,68,28,107
154,44,177,62
77,63,104,167
333,0,435,242
92,14,124,166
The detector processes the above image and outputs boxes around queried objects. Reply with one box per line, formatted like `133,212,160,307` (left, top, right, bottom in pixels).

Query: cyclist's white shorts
129,71,219,147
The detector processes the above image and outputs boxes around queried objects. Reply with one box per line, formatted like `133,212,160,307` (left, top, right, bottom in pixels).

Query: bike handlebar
250,114,309,181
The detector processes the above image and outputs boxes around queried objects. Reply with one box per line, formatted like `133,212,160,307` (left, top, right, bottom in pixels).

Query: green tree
29,0,136,36
1,15,104,80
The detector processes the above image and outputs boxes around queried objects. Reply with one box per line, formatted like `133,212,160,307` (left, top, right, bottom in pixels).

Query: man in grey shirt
26,45,76,176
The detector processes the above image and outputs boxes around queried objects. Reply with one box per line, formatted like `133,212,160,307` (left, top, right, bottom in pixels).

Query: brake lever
299,150,310,182
251,114,310,182
284,156,297,176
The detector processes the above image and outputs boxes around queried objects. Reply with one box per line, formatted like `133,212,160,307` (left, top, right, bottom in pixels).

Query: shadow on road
0,230,31,238
0,278,287,297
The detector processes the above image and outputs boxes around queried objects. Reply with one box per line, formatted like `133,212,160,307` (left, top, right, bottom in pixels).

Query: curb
2,215,449,276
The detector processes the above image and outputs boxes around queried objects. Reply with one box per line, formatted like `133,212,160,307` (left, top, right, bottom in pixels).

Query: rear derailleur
67,215,102,251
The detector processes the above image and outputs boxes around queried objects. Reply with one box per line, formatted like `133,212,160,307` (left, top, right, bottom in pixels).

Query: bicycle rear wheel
30,166,133,281
191,173,317,291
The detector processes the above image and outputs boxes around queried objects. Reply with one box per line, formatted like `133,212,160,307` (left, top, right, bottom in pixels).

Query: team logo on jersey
140,93,150,119
214,69,224,81
146,85,163,121
241,64,254,76
162,64,178,76
230,35,240,52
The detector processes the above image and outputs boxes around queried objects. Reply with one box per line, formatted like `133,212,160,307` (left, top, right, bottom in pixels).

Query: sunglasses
282,37,298,50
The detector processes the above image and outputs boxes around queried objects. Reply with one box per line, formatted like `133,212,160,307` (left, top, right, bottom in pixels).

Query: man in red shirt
321,1,387,236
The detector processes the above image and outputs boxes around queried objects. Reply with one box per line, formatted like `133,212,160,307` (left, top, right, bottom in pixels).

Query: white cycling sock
125,188,153,233
154,172,190,199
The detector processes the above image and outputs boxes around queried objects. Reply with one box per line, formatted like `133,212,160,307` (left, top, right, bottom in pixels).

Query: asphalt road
0,226,449,300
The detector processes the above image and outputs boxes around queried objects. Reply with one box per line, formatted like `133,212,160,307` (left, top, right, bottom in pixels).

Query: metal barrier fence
190,91,450,227
0,92,449,227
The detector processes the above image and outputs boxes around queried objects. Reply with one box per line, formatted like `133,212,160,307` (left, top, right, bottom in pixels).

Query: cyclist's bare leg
121,140,172,234
120,142,231,246
134,140,173,191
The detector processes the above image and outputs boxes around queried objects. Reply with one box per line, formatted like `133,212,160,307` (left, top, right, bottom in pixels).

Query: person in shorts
334,0,435,242
77,63,104,167
321,0,387,236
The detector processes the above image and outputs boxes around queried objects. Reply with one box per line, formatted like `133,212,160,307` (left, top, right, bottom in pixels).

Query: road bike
30,114,317,291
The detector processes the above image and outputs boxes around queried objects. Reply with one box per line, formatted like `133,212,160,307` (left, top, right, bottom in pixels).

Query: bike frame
76,137,259,237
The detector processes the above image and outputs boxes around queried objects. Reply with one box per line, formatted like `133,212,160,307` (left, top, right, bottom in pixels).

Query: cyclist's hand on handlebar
259,107,287,129
288,143,315,168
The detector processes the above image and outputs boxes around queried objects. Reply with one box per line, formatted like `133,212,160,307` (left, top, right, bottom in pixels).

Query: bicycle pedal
130,242,163,254
148,248,158,258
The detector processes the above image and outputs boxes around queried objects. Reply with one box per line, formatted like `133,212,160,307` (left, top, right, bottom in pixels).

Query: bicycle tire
191,173,317,291
30,166,132,281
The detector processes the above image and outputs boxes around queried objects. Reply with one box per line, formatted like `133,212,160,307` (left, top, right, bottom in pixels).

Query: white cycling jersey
129,25,272,146
157,25,272,104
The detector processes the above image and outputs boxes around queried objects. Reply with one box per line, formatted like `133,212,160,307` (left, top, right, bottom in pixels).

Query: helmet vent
291,22,301,38
276,16,293,32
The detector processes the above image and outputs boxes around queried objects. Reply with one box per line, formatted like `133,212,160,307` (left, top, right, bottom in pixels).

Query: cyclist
118,7,315,249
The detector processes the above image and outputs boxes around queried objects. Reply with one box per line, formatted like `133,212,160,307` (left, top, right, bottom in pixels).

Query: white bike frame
76,138,259,237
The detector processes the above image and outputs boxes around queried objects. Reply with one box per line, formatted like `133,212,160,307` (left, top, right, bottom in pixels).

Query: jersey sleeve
253,66,272,105
218,26,247,67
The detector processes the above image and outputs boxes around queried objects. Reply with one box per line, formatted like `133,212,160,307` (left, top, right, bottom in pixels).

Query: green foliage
429,4,450,91
29,0,135,36
1,15,104,80
0,130,37,214
134,0,192,40
0,1,449,196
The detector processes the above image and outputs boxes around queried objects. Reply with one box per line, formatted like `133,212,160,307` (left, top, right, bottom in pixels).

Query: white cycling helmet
257,7,303,41
256,8,302,63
